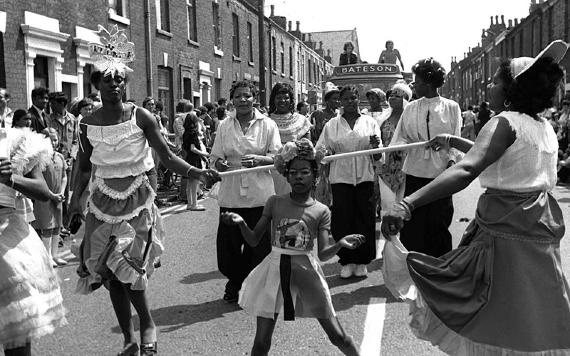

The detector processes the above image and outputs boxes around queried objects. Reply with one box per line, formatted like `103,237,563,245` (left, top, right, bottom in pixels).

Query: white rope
217,141,429,178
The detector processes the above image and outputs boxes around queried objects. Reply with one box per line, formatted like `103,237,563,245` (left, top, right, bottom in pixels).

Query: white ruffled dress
76,105,165,293
0,128,66,348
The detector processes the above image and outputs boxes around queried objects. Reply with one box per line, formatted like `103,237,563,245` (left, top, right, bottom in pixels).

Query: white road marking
360,297,386,356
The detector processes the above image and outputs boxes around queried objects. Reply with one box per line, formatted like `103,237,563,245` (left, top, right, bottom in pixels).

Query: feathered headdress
273,138,326,176
89,24,135,77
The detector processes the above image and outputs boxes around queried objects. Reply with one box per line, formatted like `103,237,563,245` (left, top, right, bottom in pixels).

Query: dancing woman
0,127,66,355
382,40,570,355
69,26,218,356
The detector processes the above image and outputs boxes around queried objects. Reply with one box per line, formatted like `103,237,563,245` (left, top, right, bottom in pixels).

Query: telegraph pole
258,0,266,107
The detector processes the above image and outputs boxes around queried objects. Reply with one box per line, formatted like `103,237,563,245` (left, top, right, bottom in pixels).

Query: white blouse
316,114,381,185
210,109,282,208
391,96,462,179
86,107,155,179
479,111,558,192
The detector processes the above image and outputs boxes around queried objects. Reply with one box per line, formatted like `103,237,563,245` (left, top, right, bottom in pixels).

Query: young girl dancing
222,138,363,356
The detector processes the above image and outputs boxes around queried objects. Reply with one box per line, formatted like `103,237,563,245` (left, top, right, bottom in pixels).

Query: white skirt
239,247,336,320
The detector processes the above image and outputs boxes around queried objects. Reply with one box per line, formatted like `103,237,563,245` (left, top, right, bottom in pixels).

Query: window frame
155,0,171,33
232,13,240,58
186,0,198,43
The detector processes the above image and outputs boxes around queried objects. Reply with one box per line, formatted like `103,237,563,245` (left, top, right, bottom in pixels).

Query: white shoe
354,264,368,277
340,264,355,279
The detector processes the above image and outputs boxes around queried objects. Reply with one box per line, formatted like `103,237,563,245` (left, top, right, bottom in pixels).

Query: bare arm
190,143,209,157
382,117,515,237
138,108,208,180
428,134,474,154
396,49,404,70
408,117,514,208
221,212,272,247
69,122,93,214
317,230,364,261
9,164,51,202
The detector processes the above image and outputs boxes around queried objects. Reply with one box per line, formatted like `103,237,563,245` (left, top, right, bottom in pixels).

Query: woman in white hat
382,40,570,355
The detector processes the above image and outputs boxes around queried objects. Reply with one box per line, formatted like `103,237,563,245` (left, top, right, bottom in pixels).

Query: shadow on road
332,285,400,312
179,270,224,284
111,300,242,334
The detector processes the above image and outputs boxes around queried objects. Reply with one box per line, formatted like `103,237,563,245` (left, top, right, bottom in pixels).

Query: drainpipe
144,0,153,96
258,0,266,107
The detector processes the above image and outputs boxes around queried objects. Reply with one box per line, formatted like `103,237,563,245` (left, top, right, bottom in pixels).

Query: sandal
117,342,139,356
140,342,157,355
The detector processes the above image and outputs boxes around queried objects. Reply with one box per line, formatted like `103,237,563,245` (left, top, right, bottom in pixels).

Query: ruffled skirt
0,208,66,348
239,248,335,320
382,190,570,355
76,174,165,293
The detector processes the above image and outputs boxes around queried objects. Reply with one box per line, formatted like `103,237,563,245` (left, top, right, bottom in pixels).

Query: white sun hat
511,40,569,79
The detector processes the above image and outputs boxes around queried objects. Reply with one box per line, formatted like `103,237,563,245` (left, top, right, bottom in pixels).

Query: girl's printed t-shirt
262,194,330,252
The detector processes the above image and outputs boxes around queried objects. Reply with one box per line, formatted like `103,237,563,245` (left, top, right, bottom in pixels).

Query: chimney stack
288,21,292,32
270,5,274,17
508,19,513,28
296,21,300,32
490,16,494,26
501,15,505,25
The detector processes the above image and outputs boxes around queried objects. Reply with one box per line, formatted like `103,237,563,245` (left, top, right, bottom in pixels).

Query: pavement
36,179,570,356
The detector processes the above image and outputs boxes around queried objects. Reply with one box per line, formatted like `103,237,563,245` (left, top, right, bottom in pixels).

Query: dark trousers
217,207,271,294
331,182,376,265
400,174,453,257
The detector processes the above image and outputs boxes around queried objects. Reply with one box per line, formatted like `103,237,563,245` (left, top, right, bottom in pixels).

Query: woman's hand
0,158,12,186
241,154,267,168
50,192,65,202
338,234,365,250
380,206,407,240
220,212,245,225
215,159,230,172
427,134,451,152
199,169,220,186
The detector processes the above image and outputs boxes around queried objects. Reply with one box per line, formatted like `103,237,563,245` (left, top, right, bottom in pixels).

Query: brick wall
1,0,332,113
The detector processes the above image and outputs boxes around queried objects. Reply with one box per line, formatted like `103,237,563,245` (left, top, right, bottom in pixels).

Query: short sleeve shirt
262,195,331,252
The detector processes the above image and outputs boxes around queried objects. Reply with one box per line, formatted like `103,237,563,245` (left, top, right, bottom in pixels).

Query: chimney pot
508,19,513,27
270,4,274,17
495,15,499,24
490,16,494,25
319,41,323,49
296,21,300,32
288,21,292,31
501,14,505,25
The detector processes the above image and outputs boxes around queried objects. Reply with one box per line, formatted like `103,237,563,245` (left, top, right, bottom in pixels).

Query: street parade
1,0,570,355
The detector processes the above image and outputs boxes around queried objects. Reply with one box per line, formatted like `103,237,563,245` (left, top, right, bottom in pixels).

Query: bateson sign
333,64,400,75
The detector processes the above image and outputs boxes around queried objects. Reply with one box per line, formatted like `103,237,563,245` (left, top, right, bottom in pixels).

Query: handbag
94,235,118,280
121,228,154,275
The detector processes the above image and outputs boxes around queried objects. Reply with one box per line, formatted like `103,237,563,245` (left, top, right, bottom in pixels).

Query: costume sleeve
318,206,332,233
315,120,331,153
449,103,464,162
